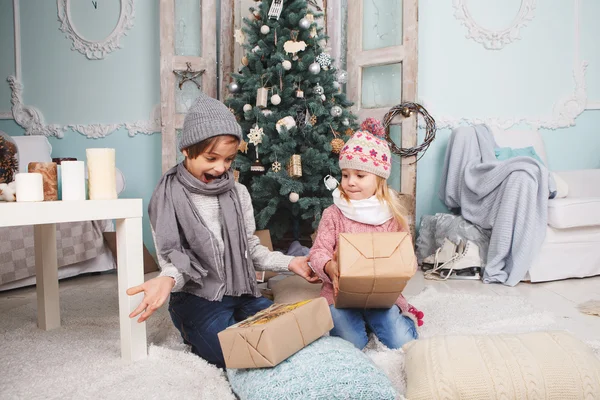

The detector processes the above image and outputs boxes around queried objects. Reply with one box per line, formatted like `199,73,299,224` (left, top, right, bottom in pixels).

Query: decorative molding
453,0,536,50
422,0,591,131
1,0,22,120
57,0,135,60
8,75,160,138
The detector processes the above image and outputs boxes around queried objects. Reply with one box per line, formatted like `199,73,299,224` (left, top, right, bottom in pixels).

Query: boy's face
183,137,238,183
341,169,378,200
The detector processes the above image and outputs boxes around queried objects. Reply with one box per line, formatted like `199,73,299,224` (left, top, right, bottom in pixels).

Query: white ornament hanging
271,160,282,173
314,83,324,95
342,118,349,126
252,45,261,53
333,81,341,90
308,62,321,75
320,94,326,101
243,104,252,112
271,94,281,105
248,125,264,146
336,70,349,84
330,105,343,117
282,60,292,70
260,25,270,34
324,175,339,191
316,53,332,70
298,18,311,30
295,89,304,98
276,116,297,133
262,109,273,117
234,29,246,45
256,87,269,108
289,192,300,203
268,0,284,20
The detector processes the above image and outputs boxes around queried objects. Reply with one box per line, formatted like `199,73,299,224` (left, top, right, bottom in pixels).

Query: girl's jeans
168,291,273,368
329,305,418,350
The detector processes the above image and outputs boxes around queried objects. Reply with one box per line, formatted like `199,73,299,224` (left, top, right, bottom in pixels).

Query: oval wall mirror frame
57,0,135,60
453,0,537,50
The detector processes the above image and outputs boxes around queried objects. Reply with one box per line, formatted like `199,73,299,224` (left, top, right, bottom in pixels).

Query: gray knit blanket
438,125,555,286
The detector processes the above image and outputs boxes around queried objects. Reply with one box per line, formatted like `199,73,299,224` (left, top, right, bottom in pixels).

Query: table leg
33,223,60,330
116,217,147,362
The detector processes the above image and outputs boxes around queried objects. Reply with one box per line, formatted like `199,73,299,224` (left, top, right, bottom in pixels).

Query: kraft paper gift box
334,232,416,309
218,297,333,369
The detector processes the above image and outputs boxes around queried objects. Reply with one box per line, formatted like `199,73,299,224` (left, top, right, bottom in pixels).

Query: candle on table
15,172,44,202
61,161,86,201
86,148,117,200
28,162,58,201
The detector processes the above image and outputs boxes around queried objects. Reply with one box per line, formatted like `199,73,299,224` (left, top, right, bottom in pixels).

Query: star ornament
238,140,249,153
247,126,264,146
173,62,205,90
234,29,246,45
271,161,281,172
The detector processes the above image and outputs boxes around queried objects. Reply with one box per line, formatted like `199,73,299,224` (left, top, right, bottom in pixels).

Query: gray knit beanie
179,92,242,150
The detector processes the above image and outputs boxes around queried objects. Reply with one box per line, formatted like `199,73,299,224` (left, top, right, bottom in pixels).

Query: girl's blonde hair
338,176,409,231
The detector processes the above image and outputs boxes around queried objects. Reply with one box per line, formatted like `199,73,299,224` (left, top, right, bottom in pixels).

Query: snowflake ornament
316,53,332,69
247,126,264,146
271,161,282,172
234,29,246,45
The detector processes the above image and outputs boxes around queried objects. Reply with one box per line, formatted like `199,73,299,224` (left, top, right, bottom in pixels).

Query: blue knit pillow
227,336,397,400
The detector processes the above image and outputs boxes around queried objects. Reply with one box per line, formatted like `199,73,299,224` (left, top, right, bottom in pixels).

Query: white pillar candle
86,148,117,200
15,173,44,202
61,161,86,201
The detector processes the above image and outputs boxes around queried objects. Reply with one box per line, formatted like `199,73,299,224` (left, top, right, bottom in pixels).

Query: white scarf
332,188,393,226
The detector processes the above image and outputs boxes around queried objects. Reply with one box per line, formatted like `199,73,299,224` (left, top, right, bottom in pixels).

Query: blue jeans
329,305,418,350
168,292,273,368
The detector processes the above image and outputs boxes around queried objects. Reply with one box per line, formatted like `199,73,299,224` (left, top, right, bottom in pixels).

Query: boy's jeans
329,305,418,350
168,292,273,368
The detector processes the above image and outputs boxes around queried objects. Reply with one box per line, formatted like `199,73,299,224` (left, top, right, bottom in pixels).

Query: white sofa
492,128,600,282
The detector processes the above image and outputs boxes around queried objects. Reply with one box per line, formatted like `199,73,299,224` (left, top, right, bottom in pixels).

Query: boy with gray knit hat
127,92,319,368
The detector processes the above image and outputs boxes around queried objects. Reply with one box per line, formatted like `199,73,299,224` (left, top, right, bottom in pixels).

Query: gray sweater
154,182,293,292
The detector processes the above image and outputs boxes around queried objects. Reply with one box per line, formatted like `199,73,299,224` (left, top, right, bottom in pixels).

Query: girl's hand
288,256,321,283
324,253,340,297
126,276,175,323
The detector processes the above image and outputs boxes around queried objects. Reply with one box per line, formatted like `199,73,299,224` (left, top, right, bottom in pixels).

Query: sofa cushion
548,197,600,229
11,135,52,173
403,331,600,400
227,336,397,400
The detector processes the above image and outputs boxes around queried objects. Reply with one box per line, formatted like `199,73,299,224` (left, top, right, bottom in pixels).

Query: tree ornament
248,125,264,146
252,10,262,20
260,25,270,34
342,118,349,126
276,116,296,133
262,109,273,117
268,0,284,20
251,159,266,174
298,17,311,30
313,83,324,95
234,29,246,45
310,114,317,125
296,109,307,130
256,87,268,108
333,81,341,90
305,14,318,37
270,93,281,105
271,159,282,173
320,94,326,101
295,89,304,98
331,137,345,154
282,60,292,70
308,62,321,75
243,104,253,112
345,128,354,136
228,81,240,93
252,45,261,53
336,69,349,84
284,32,307,59
241,56,249,66
289,192,300,203
330,105,343,117
323,175,339,191
316,53,332,70
238,140,249,153
287,154,302,178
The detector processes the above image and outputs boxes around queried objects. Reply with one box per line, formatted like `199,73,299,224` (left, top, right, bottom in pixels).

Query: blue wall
1,0,599,252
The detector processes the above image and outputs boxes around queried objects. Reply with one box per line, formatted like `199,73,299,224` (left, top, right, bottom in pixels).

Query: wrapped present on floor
334,232,416,309
218,297,333,369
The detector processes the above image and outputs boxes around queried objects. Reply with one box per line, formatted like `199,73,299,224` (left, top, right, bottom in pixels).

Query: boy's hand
288,256,321,283
126,276,175,323
324,253,340,297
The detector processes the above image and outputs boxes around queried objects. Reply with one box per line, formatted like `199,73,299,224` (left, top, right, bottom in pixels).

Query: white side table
0,199,147,363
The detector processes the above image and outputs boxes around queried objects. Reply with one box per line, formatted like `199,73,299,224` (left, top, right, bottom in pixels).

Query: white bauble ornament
333,81,341,90
323,175,339,191
260,25,270,34
262,109,273,116
228,81,240,93
314,83,324,95
289,192,300,203
330,105,343,117
320,94,326,101
243,104,252,112
282,60,292,70
308,62,321,75
337,70,349,84
342,118,349,126
271,94,281,105
298,18,311,30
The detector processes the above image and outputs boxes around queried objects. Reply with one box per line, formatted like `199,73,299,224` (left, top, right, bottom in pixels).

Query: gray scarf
148,162,258,298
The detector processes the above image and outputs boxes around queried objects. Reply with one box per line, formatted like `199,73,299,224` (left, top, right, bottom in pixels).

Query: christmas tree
225,0,358,242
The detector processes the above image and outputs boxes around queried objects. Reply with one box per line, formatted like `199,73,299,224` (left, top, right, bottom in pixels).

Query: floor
1,269,599,341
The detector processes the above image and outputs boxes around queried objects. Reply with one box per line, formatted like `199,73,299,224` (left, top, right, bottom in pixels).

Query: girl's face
183,137,238,183
341,169,378,200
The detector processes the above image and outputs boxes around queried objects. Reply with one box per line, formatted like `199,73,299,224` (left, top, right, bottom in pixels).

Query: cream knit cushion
403,331,600,399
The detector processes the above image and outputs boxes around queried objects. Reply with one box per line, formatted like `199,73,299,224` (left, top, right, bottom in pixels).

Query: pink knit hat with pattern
339,129,391,179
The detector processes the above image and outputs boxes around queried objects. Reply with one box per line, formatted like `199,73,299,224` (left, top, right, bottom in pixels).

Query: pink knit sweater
309,204,419,319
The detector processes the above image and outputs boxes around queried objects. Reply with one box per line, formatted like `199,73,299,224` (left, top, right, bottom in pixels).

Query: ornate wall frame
57,0,135,60
453,0,537,50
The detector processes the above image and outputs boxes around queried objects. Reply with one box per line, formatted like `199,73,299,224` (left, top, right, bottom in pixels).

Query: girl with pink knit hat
310,119,423,350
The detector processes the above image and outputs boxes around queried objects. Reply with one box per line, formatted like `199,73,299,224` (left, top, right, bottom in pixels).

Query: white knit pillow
403,331,600,399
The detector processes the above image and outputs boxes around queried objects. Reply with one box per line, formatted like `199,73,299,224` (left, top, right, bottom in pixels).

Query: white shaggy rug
1,281,597,399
